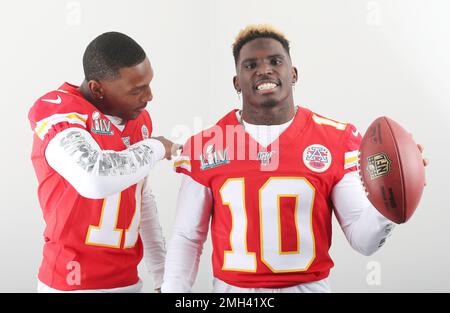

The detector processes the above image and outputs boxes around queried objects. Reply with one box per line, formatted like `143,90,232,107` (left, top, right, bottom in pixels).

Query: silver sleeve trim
59,130,154,177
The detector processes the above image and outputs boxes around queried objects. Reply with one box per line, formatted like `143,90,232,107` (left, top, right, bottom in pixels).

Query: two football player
30,25,427,293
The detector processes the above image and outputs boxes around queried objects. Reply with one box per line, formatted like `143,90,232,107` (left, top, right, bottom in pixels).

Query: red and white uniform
162,107,394,292
29,83,166,291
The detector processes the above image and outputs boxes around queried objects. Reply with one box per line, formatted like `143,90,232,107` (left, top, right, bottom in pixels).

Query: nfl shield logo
122,136,131,147
366,153,392,180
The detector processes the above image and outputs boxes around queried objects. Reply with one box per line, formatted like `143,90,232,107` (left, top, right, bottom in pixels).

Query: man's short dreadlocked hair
232,24,291,65
83,32,146,81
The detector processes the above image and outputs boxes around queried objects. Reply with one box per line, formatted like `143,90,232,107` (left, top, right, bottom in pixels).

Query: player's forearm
140,181,166,289
141,228,166,290
345,205,395,256
161,174,212,293
45,128,165,199
161,232,206,293
332,171,395,256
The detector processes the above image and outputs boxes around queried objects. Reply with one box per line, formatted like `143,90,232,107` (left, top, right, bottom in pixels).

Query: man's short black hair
232,24,291,65
83,32,146,81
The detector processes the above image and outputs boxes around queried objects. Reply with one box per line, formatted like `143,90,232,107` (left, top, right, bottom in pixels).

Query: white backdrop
0,0,448,292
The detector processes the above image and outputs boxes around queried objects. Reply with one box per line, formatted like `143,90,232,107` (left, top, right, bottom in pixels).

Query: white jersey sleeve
161,174,213,293
45,127,165,199
332,171,395,256
140,176,166,290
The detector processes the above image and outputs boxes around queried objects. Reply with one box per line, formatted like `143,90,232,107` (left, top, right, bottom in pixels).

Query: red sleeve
28,93,89,149
343,123,362,174
173,136,210,188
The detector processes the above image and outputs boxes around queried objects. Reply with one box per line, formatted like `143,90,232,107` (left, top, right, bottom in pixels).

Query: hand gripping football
359,117,425,224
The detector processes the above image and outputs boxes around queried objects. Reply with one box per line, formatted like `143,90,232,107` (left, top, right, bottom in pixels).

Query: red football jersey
175,107,361,288
28,83,153,290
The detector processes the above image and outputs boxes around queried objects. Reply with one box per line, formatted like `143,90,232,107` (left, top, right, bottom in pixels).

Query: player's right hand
153,136,182,160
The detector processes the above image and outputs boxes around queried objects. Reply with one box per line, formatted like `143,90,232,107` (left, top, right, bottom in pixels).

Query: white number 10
220,177,316,273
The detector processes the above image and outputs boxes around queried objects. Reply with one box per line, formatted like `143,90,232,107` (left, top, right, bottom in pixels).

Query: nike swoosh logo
42,95,62,104
352,129,359,137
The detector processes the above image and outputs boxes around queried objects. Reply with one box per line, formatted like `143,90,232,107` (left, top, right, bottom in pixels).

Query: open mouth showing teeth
256,82,278,91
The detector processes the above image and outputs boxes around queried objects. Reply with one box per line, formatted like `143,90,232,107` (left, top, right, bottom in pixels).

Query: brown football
359,117,425,224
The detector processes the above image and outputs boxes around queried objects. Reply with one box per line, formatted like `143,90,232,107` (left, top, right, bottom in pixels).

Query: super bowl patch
200,145,229,170
91,111,114,135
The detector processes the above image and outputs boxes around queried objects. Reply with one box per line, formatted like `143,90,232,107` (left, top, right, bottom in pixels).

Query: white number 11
85,181,144,249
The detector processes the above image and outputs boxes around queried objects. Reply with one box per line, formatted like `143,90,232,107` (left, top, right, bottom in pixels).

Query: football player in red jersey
29,32,179,292
161,25,426,293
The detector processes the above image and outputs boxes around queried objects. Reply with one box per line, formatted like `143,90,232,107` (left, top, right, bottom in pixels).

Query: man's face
234,38,297,108
99,57,154,121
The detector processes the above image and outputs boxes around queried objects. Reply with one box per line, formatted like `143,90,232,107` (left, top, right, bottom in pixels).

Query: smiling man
29,32,178,292
161,24,406,293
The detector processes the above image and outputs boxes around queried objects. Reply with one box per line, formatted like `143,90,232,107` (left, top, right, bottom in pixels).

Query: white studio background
0,0,448,292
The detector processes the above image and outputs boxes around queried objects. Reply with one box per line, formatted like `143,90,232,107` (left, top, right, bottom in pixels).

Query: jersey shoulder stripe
34,112,88,140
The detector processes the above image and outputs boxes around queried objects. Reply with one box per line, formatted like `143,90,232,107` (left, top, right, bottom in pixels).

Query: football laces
357,150,369,196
